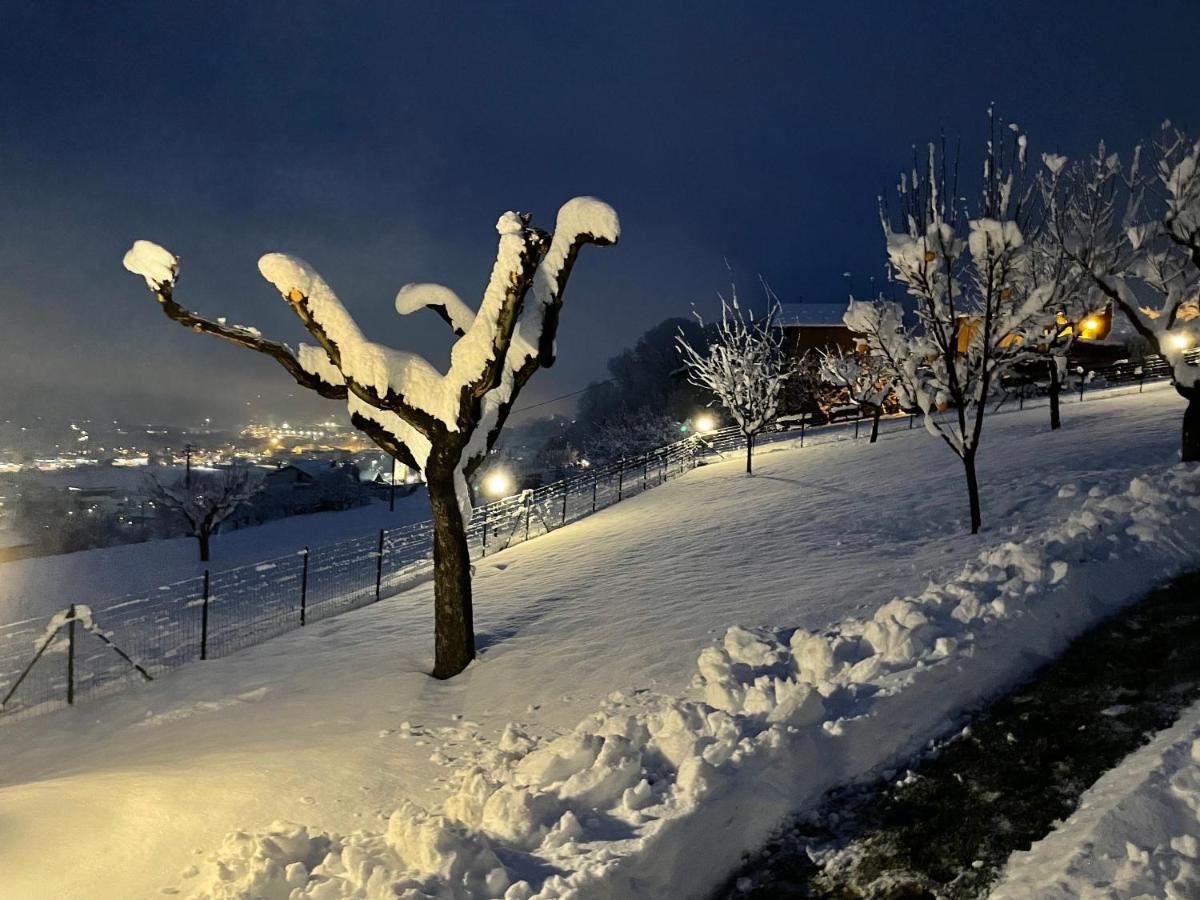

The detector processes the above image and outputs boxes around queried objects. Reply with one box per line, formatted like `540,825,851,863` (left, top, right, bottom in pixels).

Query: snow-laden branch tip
123,240,179,291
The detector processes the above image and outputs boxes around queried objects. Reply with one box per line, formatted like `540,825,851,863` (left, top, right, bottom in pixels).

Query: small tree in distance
677,287,791,475
145,465,263,562
125,197,619,678
818,345,895,443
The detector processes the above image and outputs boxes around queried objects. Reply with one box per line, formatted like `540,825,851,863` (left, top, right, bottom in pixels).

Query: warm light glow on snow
483,470,513,498
1168,332,1193,351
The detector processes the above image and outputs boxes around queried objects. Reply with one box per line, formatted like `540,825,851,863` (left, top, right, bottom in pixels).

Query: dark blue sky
1,1,1197,427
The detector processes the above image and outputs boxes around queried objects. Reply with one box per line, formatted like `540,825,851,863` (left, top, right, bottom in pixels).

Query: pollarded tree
851,115,1060,534
1045,125,1200,459
818,345,895,443
145,464,264,562
124,198,619,677
676,290,790,474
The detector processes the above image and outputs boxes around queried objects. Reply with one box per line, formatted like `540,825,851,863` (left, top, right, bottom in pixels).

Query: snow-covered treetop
125,197,619,519
1045,124,1200,390
857,112,1068,457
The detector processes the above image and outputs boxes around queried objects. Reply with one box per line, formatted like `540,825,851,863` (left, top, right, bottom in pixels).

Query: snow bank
993,699,1200,899
184,463,1200,899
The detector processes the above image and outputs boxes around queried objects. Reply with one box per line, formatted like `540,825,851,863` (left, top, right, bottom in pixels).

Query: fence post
618,462,624,501
200,569,210,660
1079,373,1086,402
300,546,309,626
561,487,568,526
375,529,385,602
524,493,532,542
909,412,915,429
854,416,861,439
642,460,648,491
1019,393,1024,411
660,454,666,484
481,509,489,556
66,603,76,706
1139,369,1145,393
592,478,598,513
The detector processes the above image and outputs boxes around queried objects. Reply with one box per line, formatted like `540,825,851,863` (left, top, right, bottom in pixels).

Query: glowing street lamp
694,413,717,434
483,469,514,498
1167,332,1194,352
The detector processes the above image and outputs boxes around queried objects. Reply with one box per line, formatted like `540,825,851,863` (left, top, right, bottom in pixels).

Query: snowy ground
0,385,1193,899
992,699,1200,899
0,491,431,623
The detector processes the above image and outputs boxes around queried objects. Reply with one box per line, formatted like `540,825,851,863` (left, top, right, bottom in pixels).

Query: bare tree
145,465,263,562
124,198,619,678
818,346,895,442
1045,125,1200,459
677,289,790,474
852,113,1059,534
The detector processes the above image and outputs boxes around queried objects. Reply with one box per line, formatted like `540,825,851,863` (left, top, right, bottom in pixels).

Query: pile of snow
992,699,1200,899
184,462,1200,899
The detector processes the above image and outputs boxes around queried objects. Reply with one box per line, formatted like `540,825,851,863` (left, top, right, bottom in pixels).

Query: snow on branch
126,197,619,517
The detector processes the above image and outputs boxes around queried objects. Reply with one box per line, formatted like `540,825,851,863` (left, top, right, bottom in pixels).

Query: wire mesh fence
0,352,1188,724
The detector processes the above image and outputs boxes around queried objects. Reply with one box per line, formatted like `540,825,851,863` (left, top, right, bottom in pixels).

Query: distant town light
1167,332,1193,351
1081,316,1101,334
694,413,717,433
483,470,514,498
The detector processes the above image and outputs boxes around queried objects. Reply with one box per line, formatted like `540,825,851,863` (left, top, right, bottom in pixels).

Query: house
774,301,856,359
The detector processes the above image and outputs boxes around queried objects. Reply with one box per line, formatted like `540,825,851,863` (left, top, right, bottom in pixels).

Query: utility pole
389,454,396,512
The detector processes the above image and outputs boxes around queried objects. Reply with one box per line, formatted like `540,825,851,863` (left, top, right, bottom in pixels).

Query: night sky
2,1,1197,428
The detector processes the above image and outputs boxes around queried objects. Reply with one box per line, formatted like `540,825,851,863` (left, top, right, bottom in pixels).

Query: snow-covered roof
775,302,850,328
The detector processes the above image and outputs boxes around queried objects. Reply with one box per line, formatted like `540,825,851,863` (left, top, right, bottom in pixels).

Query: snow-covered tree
144,464,263,562
677,290,790,474
818,346,895,442
852,115,1058,534
124,198,619,677
1045,124,1200,460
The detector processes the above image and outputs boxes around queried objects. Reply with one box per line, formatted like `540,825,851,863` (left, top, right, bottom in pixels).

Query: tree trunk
1182,385,1200,463
963,450,982,535
198,530,211,562
746,432,754,475
869,407,881,443
1048,359,1062,431
426,462,475,679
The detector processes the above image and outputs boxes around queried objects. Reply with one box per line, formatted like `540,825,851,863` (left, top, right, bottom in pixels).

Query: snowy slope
992,700,1200,899
0,492,431,623
0,386,1192,899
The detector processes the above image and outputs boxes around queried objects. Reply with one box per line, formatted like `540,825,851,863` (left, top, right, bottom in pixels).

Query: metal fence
0,351,1189,724
0,436,700,723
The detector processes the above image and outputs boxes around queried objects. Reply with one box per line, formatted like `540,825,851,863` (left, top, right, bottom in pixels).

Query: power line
508,387,588,417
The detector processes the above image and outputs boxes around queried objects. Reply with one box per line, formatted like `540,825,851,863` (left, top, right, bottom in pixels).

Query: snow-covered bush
125,198,619,677
677,288,790,474
1046,123,1200,460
